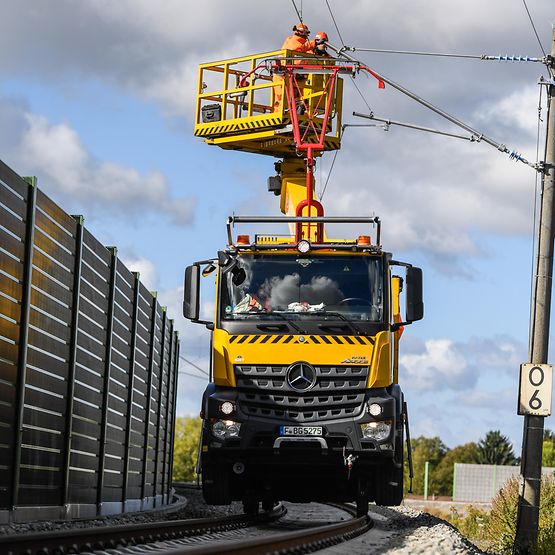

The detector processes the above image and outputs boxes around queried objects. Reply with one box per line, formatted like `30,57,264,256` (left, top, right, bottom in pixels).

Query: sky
0,0,554,454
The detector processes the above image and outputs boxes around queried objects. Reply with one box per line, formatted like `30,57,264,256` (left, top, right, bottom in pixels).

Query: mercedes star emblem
286,362,317,392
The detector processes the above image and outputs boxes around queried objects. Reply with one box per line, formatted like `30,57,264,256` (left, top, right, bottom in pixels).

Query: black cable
291,0,303,24
522,0,547,58
350,76,373,113
324,0,346,47
179,355,209,376
528,85,545,359
319,126,345,201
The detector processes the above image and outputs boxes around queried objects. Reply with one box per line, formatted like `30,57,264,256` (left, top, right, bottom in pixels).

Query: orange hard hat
314,31,329,43
293,23,310,36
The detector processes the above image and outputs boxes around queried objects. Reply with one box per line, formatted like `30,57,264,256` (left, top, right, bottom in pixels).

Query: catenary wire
179,355,209,377
528,85,545,359
328,42,538,170
291,0,303,24
350,76,374,113
178,371,208,381
342,47,488,60
324,0,346,48
521,0,548,58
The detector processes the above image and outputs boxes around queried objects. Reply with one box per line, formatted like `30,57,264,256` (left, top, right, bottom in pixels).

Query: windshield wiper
268,312,306,335
233,312,306,334
319,311,364,336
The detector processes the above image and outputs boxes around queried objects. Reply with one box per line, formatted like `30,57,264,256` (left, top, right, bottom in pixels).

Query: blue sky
1,1,553,453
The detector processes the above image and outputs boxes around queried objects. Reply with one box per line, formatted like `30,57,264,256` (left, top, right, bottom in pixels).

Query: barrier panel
0,159,179,522
453,463,555,503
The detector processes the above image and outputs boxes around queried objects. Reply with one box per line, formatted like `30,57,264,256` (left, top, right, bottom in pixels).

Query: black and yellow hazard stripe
229,334,374,345
194,116,283,137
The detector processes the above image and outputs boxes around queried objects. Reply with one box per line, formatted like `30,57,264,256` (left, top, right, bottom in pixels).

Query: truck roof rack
226,215,381,250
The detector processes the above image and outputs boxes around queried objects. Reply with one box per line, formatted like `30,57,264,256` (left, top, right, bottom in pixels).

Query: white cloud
0,99,196,225
120,255,160,291
400,334,526,392
401,338,471,391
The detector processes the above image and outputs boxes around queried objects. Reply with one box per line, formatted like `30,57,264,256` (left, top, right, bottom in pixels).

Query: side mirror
183,265,200,320
406,266,424,322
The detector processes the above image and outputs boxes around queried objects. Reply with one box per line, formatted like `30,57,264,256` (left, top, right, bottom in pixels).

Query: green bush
172,416,202,482
486,475,555,555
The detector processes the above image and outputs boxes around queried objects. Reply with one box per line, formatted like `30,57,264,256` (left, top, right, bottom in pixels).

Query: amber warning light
357,235,371,246
236,235,250,245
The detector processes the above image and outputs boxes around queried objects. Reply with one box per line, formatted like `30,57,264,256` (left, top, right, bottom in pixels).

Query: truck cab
183,217,423,515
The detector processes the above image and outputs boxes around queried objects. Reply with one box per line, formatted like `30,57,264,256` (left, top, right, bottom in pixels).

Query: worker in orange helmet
313,32,330,57
273,24,328,112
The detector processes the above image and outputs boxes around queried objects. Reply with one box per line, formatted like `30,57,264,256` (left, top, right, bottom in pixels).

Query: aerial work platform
194,50,344,158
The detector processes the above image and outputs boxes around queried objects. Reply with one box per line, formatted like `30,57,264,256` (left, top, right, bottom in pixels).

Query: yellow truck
183,50,424,516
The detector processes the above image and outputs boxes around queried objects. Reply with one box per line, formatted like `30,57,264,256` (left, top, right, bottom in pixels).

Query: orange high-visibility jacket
281,34,316,53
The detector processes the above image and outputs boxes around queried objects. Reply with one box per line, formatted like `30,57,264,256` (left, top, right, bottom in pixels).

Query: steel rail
150,503,372,555
0,504,286,555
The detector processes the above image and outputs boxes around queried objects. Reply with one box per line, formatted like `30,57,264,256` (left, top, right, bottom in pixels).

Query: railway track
0,497,370,555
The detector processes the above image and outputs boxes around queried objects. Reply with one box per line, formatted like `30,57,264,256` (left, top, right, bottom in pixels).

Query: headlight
360,420,392,441
212,419,241,439
368,402,382,416
297,240,310,253
221,401,234,415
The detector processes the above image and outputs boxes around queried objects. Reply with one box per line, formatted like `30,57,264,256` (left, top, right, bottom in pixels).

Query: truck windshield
221,254,383,322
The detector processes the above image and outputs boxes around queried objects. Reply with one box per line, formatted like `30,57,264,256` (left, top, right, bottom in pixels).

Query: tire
202,464,231,505
261,498,275,512
374,426,404,506
374,461,403,506
242,494,259,515
356,478,370,517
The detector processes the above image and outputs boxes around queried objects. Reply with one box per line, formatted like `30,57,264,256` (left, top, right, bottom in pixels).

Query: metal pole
122,272,140,509
61,215,84,510
423,461,429,501
514,28,555,555
152,308,167,504
96,247,117,512
141,292,158,507
10,176,36,510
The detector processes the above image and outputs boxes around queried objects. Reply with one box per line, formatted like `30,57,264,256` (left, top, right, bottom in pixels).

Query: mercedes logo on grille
286,362,317,392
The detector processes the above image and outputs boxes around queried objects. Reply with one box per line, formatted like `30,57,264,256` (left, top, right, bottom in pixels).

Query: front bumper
201,385,401,462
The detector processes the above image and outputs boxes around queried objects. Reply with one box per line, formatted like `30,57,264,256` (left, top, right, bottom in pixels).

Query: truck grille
234,365,369,423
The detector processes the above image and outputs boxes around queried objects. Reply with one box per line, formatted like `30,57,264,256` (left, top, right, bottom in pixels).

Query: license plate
280,426,323,436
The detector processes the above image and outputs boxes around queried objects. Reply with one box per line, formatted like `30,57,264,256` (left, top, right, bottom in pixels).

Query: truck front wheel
202,464,231,505
374,460,403,506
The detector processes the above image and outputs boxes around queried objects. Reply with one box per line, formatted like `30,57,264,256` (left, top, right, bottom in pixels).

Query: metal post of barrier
141,292,158,506
452,463,457,500
152,308,167,503
167,335,180,494
122,272,140,507
61,216,84,510
161,319,175,502
96,248,117,511
10,176,37,510
424,461,430,501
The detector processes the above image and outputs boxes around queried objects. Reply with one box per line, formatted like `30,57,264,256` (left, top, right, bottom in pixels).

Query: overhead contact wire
522,0,548,58
180,355,209,377
324,0,346,48
291,0,303,24
521,0,553,78
328,42,537,170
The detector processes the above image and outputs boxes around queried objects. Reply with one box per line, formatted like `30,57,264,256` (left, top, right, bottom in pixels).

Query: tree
405,436,448,496
434,442,480,497
475,430,517,466
172,416,202,481
543,440,555,468
544,428,555,442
